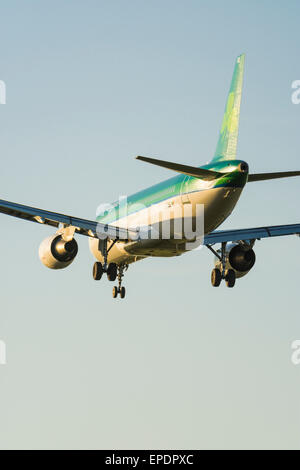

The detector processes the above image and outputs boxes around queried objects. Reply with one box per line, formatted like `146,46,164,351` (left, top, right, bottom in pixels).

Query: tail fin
211,54,245,163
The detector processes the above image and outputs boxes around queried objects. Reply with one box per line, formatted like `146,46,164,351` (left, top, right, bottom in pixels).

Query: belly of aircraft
89,186,243,263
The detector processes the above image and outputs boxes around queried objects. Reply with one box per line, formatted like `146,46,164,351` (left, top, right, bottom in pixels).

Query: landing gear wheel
107,263,117,281
120,286,126,299
93,262,103,280
211,268,222,287
225,269,236,288
112,286,118,298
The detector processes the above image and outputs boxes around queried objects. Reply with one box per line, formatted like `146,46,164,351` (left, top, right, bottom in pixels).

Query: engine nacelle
215,243,256,278
39,234,78,270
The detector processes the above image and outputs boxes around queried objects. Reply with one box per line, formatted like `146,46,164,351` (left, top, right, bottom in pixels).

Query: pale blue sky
0,0,300,450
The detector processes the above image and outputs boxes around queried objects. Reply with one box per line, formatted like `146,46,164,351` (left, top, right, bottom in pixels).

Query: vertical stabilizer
212,54,245,162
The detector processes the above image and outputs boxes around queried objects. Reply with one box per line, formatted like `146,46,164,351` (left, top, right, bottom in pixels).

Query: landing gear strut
92,238,128,298
92,238,117,280
207,242,236,288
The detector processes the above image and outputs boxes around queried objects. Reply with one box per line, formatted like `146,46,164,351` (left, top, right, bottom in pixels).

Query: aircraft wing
2,198,300,246
0,198,136,241
204,223,300,245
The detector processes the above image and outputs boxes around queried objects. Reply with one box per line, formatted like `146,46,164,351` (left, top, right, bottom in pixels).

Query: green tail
212,54,245,163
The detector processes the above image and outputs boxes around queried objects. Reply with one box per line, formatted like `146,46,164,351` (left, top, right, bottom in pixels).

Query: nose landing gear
112,264,127,299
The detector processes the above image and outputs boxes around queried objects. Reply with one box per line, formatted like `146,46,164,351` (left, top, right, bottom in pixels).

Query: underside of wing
0,199,136,241
204,223,300,245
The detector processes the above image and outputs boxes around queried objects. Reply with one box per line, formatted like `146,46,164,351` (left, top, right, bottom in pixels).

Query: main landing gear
211,267,236,288
92,261,117,282
207,241,236,288
92,239,128,299
93,260,128,299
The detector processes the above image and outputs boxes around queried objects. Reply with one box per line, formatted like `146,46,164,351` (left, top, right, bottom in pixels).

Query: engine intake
214,243,256,279
39,234,78,269
228,245,256,273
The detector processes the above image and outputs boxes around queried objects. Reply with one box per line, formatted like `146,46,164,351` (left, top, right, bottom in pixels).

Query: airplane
1,53,300,299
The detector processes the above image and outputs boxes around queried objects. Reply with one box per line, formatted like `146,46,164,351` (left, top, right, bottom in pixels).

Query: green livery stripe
96,54,247,225
96,162,247,224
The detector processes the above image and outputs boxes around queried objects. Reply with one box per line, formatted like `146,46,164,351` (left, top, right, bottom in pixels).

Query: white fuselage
89,186,243,266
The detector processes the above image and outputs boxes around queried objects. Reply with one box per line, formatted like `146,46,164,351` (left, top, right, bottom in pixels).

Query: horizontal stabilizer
248,171,300,182
136,156,223,181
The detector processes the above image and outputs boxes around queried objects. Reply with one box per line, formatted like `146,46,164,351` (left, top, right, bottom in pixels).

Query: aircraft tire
120,287,126,299
211,268,222,287
112,286,118,298
107,263,117,281
93,262,103,280
225,269,236,288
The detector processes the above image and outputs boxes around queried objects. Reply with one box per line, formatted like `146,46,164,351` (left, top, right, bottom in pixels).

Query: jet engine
39,234,78,269
215,243,256,278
